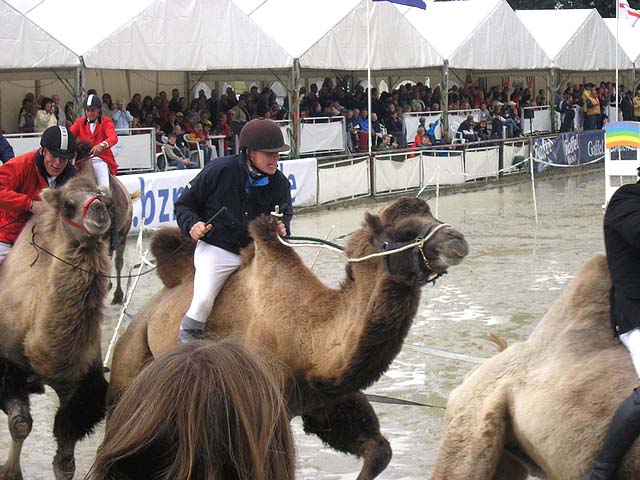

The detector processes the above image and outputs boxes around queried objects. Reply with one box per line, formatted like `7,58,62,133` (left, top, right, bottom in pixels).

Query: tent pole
548,68,557,132
290,59,300,159
366,0,372,156
442,60,449,133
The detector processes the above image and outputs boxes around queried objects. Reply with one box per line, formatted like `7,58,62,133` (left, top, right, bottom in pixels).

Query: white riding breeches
620,328,640,379
91,157,110,189
185,241,242,324
0,241,12,264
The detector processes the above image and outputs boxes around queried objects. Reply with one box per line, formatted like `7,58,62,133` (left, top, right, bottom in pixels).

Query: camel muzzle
61,193,108,236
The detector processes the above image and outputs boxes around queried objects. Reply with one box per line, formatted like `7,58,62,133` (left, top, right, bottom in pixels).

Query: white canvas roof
0,0,78,69
24,0,155,55
82,0,292,71
517,9,633,71
237,0,443,70
603,18,640,66
398,0,549,70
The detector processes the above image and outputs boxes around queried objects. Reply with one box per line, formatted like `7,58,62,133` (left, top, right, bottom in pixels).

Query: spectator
64,102,75,128
187,122,213,165
385,110,405,148
479,102,491,122
0,133,15,163
197,89,208,112
101,93,113,118
558,94,575,133
214,112,231,154
168,88,181,113
458,115,478,142
370,112,384,148
162,133,197,170
345,109,359,152
18,100,37,133
232,96,250,123
51,94,66,126
583,83,601,130
111,98,134,135
182,112,195,134
377,133,397,151
410,91,425,112
34,97,58,132
141,95,157,121
535,89,546,107
172,124,189,156
127,93,143,120
634,88,640,122
620,90,634,122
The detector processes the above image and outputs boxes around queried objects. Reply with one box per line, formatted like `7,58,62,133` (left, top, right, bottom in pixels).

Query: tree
434,0,640,19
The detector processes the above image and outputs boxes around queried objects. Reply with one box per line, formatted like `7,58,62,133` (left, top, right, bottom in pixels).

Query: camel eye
62,200,75,217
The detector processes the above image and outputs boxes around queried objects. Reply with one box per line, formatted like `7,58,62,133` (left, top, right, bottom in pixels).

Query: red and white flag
619,0,640,26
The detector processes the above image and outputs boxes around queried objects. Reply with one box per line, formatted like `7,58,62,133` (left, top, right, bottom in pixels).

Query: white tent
241,0,443,71
398,0,549,71
603,17,640,67
82,0,292,71
517,9,633,71
0,0,80,132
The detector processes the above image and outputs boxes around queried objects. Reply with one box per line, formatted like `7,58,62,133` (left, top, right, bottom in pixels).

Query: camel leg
429,391,509,480
111,241,125,305
0,397,32,480
302,391,392,480
492,450,531,480
51,362,108,480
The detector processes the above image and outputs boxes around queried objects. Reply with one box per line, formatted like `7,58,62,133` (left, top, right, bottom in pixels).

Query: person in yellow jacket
633,88,640,121
583,84,600,130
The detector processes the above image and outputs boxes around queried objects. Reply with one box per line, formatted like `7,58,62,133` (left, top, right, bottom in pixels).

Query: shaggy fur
108,197,468,480
430,255,640,479
0,171,112,479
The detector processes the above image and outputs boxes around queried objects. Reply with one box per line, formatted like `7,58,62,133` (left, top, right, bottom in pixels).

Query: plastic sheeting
299,121,345,154
375,154,421,193
517,9,633,71
318,158,370,204
422,152,465,185
399,0,549,70
239,0,443,70
464,147,499,180
0,0,78,68
82,0,292,70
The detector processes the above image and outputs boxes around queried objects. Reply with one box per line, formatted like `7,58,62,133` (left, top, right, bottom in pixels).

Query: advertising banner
578,130,605,164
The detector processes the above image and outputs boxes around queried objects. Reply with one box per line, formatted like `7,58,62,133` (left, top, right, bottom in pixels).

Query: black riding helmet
83,93,102,110
40,125,76,160
239,118,289,152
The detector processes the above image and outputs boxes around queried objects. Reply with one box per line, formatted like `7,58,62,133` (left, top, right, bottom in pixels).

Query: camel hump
151,228,196,288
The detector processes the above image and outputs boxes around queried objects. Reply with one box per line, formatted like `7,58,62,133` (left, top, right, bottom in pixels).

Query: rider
0,125,76,264
69,93,119,249
584,170,640,479
174,118,292,342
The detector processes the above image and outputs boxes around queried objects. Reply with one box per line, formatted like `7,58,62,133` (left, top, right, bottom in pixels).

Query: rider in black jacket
174,119,292,342
585,176,640,479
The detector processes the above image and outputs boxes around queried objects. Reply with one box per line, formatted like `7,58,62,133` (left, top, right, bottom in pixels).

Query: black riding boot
584,388,640,479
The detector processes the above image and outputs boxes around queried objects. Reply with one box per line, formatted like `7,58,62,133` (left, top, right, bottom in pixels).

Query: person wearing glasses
0,126,76,264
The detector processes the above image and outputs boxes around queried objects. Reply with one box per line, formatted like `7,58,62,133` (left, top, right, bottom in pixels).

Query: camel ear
364,212,384,235
40,187,60,209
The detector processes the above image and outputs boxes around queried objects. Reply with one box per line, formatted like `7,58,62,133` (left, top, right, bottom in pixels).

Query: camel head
363,197,468,285
40,175,111,240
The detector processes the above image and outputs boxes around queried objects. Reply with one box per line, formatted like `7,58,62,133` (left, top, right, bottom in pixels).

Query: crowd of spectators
10,78,639,161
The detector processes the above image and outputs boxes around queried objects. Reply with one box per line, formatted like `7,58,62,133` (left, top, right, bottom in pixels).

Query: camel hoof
8,413,32,441
0,464,23,480
111,289,124,305
52,454,75,480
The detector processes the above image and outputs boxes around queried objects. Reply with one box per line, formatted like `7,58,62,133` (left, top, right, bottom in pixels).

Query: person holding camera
111,98,134,135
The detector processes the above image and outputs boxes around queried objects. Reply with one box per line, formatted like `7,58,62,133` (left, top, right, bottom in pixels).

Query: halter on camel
60,192,106,235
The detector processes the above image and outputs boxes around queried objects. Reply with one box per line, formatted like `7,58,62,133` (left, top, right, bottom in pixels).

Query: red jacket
70,115,119,175
0,150,75,244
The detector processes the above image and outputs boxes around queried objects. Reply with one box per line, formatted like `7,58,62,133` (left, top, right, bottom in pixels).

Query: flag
372,0,427,9
620,0,640,26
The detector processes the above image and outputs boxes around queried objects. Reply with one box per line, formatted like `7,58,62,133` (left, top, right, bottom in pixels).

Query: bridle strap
61,194,103,235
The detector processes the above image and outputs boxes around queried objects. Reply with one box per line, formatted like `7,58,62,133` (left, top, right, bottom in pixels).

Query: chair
183,134,204,167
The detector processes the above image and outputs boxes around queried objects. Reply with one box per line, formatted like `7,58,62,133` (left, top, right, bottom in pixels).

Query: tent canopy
517,9,633,71
603,18,640,67
399,0,549,70
82,0,293,71
0,0,78,70
238,0,443,71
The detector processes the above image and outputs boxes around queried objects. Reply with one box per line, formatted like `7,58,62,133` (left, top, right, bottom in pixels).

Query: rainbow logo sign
605,121,640,149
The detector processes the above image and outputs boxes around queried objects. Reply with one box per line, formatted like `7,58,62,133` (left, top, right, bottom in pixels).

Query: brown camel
0,172,114,480
429,255,640,480
108,197,469,480
75,143,138,304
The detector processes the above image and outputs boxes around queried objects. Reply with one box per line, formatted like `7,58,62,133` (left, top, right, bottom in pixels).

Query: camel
429,255,640,480
0,171,114,480
108,197,469,480
75,143,137,304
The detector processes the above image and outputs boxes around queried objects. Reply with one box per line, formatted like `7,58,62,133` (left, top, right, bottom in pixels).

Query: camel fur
75,142,139,304
0,171,112,480
108,197,469,480
430,255,640,479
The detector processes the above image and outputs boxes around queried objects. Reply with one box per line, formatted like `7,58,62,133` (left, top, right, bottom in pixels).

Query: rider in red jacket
0,125,76,264
70,94,120,250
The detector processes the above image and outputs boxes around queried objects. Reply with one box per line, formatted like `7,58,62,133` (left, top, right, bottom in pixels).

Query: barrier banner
375,154,421,193
532,135,564,171
299,121,345,153
114,133,155,172
278,157,317,207
421,152,465,185
578,130,605,164
4,135,40,156
465,147,499,180
318,159,369,204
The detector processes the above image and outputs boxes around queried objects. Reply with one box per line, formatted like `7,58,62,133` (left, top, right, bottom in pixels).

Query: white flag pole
616,0,620,122
367,0,373,156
